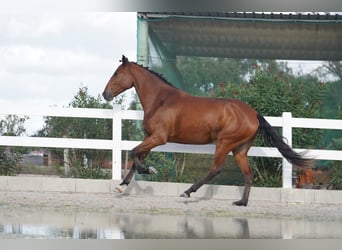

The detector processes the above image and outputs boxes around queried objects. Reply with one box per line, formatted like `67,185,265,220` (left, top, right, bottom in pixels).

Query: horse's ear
120,55,129,65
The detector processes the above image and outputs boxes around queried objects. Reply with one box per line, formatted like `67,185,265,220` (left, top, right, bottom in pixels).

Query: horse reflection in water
181,218,249,239
102,55,312,206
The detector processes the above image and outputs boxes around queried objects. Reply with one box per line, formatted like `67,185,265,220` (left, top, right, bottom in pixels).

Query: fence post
282,112,293,188
112,105,122,180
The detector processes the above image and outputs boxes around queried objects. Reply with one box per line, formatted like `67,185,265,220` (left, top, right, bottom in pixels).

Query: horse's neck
132,66,177,111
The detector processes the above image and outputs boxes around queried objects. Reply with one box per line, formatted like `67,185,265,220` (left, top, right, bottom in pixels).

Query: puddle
0,207,342,239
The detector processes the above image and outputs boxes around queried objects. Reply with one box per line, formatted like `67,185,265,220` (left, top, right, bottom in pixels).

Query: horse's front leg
114,166,136,193
114,134,166,193
114,150,150,193
132,149,157,175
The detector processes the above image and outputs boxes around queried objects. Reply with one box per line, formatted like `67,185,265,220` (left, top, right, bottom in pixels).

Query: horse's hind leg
232,143,254,206
181,143,230,198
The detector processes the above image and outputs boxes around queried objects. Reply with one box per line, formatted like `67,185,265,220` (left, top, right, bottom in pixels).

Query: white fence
1,105,342,188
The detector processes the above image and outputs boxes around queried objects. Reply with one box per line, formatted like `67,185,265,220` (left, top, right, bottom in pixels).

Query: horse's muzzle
102,90,113,102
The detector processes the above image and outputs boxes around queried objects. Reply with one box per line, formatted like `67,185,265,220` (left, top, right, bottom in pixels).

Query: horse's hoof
180,192,190,198
114,185,127,193
148,166,158,174
232,200,247,206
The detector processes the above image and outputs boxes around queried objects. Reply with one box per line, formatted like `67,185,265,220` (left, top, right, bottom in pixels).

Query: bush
0,115,28,176
72,161,111,179
327,138,342,189
250,157,282,187
0,149,21,176
328,164,342,190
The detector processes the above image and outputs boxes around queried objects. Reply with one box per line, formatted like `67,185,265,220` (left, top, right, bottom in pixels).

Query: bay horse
102,55,312,206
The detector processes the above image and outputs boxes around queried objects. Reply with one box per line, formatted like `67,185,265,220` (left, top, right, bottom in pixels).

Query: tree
0,115,29,136
315,61,342,81
38,86,116,179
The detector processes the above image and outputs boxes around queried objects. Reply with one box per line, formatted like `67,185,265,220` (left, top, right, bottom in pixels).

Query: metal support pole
137,14,149,67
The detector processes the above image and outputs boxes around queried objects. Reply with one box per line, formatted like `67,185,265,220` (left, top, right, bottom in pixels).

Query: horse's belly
167,128,216,144
168,137,214,145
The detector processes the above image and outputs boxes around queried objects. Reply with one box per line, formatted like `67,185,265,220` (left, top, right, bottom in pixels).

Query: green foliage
0,115,29,137
0,151,21,176
0,115,29,176
328,163,342,190
71,160,111,179
321,80,342,119
319,80,342,149
327,138,342,190
40,86,113,139
122,100,144,141
250,158,282,187
215,65,325,118
38,86,116,179
141,152,177,182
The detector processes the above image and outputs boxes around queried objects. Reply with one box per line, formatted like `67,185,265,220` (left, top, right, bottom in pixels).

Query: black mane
132,62,177,89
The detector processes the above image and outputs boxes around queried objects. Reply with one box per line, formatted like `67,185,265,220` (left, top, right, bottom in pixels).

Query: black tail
257,113,313,168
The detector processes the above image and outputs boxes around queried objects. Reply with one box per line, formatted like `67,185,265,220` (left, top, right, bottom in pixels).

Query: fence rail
1,105,342,188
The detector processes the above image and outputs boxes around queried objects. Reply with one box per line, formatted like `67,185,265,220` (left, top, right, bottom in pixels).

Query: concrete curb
1,176,341,205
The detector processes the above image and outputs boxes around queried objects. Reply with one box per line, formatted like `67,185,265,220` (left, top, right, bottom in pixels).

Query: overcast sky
0,12,137,134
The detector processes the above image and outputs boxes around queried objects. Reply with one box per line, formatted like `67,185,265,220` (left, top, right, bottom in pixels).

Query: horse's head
102,55,134,101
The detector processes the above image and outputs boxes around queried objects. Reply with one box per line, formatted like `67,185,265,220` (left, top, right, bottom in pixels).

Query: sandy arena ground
1,190,342,221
